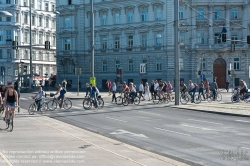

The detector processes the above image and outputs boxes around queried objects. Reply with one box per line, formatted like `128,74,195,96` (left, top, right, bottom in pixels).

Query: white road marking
181,124,218,131
110,129,148,138
56,112,66,115
188,119,223,125
0,150,13,166
154,127,191,136
235,120,250,123
19,97,29,100
138,111,161,116
241,147,250,150
106,117,127,122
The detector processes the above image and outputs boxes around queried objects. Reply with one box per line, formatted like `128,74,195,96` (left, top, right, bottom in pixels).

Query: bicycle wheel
216,93,222,102
28,103,36,115
47,100,57,111
194,94,201,104
116,96,123,105
134,96,140,105
122,98,129,106
207,93,213,103
83,99,92,110
40,102,48,113
0,106,4,117
97,98,104,108
9,118,13,132
163,96,170,104
180,94,189,104
153,95,160,104
231,95,238,103
63,99,72,110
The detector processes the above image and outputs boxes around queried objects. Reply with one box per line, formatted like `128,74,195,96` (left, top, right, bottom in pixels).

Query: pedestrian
225,80,230,92
150,80,155,99
139,81,144,100
154,80,159,99
41,79,45,89
45,79,49,91
198,81,205,100
106,80,112,95
210,79,218,100
143,82,150,101
111,82,117,103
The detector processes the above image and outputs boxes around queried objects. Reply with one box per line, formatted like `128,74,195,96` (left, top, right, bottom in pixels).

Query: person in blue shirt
55,84,65,108
90,84,98,108
85,83,91,96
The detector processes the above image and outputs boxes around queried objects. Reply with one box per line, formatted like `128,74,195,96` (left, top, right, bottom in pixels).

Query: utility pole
90,0,95,85
29,1,33,91
174,0,180,105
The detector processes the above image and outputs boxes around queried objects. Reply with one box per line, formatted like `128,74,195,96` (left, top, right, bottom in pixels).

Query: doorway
213,58,226,88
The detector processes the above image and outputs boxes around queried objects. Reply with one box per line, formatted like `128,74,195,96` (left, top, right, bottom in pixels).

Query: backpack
92,86,97,92
62,88,67,94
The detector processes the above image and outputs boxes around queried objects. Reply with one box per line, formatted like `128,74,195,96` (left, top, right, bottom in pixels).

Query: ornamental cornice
151,1,164,11
111,7,122,15
124,5,135,14
137,3,149,12
98,8,109,17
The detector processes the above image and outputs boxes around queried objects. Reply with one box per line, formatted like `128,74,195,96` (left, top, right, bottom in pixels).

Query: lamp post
28,2,33,91
90,0,95,86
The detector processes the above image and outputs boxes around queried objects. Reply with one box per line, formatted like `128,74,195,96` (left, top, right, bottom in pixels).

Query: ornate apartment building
56,0,250,89
0,0,56,85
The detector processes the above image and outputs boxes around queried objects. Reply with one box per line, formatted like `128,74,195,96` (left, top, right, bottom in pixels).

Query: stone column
208,5,214,45
191,5,197,48
225,4,231,45
242,4,248,44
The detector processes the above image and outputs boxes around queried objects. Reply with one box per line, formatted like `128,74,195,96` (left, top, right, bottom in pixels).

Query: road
19,93,250,166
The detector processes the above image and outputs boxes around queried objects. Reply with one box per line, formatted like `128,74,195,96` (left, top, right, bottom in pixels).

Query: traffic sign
90,77,96,86
200,73,205,79
140,63,146,73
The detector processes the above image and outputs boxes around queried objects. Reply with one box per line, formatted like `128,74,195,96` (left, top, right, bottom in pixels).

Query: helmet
122,81,126,84
129,82,133,85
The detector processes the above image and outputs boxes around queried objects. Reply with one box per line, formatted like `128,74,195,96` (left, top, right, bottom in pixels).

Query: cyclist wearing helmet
122,82,130,93
129,82,136,102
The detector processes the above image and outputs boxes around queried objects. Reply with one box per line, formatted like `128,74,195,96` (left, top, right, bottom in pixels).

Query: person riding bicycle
129,82,136,102
239,80,247,96
122,82,130,96
89,84,98,108
0,85,7,101
33,86,45,111
210,79,218,101
180,81,187,96
157,80,165,97
54,84,65,108
85,83,91,96
3,83,18,122
187,80,196,103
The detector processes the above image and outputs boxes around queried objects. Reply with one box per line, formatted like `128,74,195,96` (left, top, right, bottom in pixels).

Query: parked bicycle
47,93,72,111
28,97,48,115
83,95,104,110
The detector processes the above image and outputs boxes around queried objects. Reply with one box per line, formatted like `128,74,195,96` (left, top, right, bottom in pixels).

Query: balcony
196,20,208,27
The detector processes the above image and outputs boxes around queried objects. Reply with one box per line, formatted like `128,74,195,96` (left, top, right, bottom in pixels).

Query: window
24,31,28,43
64,39,70,50
234,58,240,70
31,0,34,8
52,36,55,46
39,67,43,76
46,34,49,41
39,52,43,60
214,8,221,19
179,7,184,19
0,30,3,41
102,15,107,25
197,8,205,19
128,11,133,23
6,30,11,39
7,49,11,58
14,31,18,42
179,33,184,44
32,51,36,60
52,19,55,28
39,33,42,44
155,34,162,46
141,10,147,22
0,49,2,58
6,0,11,4
115,60,120,69
231,35,238,44
52,5,55,12
15,13,19,22
32,15,35,25
128,60,133,71
6,17,11,22
7,66,12,75
102,37,107,49
141,34,147,47
39,16,42,26
115,13,120,24
231,8,238,19
23,0,27,6
128,35,133,48
114,37,120,49
24,50,28,59
32,32,35,44
45,3,49,11
68,0,72,5
143,59,147,71
202,58,206,70
156,60,162,71
38,1,42,10
179,58,184,70
24,14,28,24
102,61,107,72
15,50,19,59
64,17,71,28
15,0,18,4
214,33,221,44
197,33,204,44
45,17,49,27
156,9,162,20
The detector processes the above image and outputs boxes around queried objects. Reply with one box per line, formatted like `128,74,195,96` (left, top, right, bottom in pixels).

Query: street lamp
90,0,95,86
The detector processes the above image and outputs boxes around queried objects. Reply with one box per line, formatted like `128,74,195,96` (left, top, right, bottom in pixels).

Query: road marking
106,117,127,122
235,120,250,123
110,129,148,138
0,150,13,166
56,112,66,115
181,124,218,131
138,111,161,116
188,119,223,125
154,127,191,137
241,147,250,150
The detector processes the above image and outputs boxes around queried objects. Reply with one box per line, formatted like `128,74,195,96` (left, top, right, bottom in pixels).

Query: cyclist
85,83,91,96
180,81,187,96
203,79,210,98
0,85,7,101
187,80,196,103
198,81,205,100
89,84,98,107
3,84,18,122
32,86,45,111
210,79,218,101
157,80,165,97
166,81,173,100
239,80,247,96
129,82,136,102
54,84,65,108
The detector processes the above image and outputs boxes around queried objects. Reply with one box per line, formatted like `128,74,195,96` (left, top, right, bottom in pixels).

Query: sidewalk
0,110,188,166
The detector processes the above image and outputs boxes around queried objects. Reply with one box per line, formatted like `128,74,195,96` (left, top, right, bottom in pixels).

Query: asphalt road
18,93,250,166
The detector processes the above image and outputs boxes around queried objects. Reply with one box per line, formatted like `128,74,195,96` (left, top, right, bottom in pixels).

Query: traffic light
247,35,250,44
198,70,201,75
222,33,227,42
228,70,231,76
12,41,18,50
45,41,50,49
231,44,235,52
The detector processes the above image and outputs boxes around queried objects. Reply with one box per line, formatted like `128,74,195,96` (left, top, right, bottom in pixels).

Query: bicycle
180,91,201,104
122,92,140,106
4,106,18,132
152,91,169,104
47,93,72,111
116,92,125,105
83,95,104,110
231,89,250,103
28,97,48,115
207,89,222,102
0,104,4,117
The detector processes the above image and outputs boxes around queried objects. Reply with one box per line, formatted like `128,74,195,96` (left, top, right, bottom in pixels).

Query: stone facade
56,0,250,89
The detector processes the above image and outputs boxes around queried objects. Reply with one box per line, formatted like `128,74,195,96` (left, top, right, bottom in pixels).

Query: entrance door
213,58,226,88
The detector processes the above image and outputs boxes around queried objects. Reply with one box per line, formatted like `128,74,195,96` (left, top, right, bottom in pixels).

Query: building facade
0,0,56,86
56,0,250,89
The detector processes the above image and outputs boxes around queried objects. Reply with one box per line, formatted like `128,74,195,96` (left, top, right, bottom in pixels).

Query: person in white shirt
33,86,45,111
187,80,196,103
139,81,144,100
143,82,150,101
111,82,117,103
153,80,159,99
